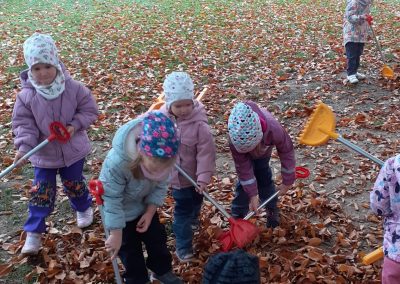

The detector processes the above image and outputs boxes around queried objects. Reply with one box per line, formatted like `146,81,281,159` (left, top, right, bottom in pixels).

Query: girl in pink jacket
228,101,296,228
11,33,98,255
370,154,400,283
160,72,216,263
343,0,373,84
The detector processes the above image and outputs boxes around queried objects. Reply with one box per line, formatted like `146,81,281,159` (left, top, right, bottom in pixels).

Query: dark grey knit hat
202,250,260,284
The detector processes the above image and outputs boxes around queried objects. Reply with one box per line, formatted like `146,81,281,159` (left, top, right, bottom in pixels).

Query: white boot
356,72,366,80
77,207,93,228
21,232,42,255
347,74,359,84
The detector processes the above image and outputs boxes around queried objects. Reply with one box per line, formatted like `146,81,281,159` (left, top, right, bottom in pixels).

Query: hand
136,213,152,233
365,14,373,25
196,182,208,194
13,151,28,168
277,184,292,195
105,229,122,260
249,195,259,215
66,125,75,137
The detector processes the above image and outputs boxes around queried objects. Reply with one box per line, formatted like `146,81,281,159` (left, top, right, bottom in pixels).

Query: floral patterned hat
140,112,180,158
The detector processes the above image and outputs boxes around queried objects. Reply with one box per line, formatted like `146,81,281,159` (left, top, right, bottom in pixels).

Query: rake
298,101,386,265
148,87,208,111
298,101,384,166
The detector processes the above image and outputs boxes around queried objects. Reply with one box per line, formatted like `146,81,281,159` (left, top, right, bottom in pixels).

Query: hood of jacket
19,62,72,90
110,117,144,163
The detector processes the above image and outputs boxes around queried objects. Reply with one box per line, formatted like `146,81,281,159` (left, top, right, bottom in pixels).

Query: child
343,0,373,84
12,33,98,255
99,112,182,284
160,71,216,262
228,101,296,228
370,154,400,283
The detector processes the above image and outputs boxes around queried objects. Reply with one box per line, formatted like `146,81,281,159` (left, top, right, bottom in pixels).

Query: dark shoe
266,207,280,228
152,271,183,284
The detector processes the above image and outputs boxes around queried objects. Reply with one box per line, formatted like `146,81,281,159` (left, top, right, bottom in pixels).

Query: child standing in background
228,101,296,228
343,0,373,84
370,154,400,283
12,33,98,255
99,112,182,284
160,71,216,263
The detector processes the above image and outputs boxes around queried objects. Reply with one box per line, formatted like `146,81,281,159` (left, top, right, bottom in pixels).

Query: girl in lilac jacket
160,72,216,263
228,101,296,228
370,154,400,283
12,33,98,255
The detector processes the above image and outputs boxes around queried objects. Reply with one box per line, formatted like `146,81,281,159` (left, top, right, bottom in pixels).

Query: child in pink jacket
370,154,400,283
11,33,98,255
228,101,296,228
343,0,373,84
160,71,216,263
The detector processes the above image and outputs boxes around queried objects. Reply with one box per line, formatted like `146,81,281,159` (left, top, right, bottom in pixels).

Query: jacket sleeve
196,122,216,185
12,92,39,153
99,155,127,231
230,143,258,197
69,84,98,131
268,119,296,186
370,158,393,217
345,1,364,24
144,180,168,206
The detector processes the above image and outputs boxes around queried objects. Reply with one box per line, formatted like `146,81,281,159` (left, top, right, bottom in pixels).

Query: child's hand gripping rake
219,166,310,252
89,180,124,284
0,121,70,179
174,165,260,250
298,101,384,166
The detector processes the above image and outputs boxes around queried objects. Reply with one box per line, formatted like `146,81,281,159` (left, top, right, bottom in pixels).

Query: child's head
137,112,180,180
163,71,194,118
23,33,65,99
228,102,263,153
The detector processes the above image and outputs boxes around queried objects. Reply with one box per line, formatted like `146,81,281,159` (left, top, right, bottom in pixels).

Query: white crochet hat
163,71,194,109
228,102,263,153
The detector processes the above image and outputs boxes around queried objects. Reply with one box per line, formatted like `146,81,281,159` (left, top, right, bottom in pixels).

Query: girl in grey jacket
99,112,182,284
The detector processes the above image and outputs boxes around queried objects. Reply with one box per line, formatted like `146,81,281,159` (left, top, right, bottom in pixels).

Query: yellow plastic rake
299,101,386,265
148,87,209,111
298,101,384,166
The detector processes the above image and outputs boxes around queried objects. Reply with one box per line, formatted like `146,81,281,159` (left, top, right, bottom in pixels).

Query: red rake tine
89,180,124,284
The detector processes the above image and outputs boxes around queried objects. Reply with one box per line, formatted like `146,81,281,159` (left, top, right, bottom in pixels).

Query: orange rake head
382,64,395,79
298,101,338,146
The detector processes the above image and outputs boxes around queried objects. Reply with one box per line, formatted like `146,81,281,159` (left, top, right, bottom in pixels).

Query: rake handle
174,164,232,220
369,24,387,64
88,180,124,284
336,136,384,166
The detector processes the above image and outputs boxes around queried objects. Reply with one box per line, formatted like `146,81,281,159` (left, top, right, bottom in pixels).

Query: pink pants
382,257,400,284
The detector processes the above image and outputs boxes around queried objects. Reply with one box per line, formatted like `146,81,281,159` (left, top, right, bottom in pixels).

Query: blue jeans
172,186,203,255
231,158,277,218
345,42,365,76
24,158,91,233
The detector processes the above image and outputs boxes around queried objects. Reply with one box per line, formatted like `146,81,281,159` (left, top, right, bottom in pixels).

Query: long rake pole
174,164,231,219
336,136,384,166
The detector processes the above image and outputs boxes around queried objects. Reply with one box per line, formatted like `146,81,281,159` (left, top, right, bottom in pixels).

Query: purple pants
382,257,400,284
24,158,92,233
